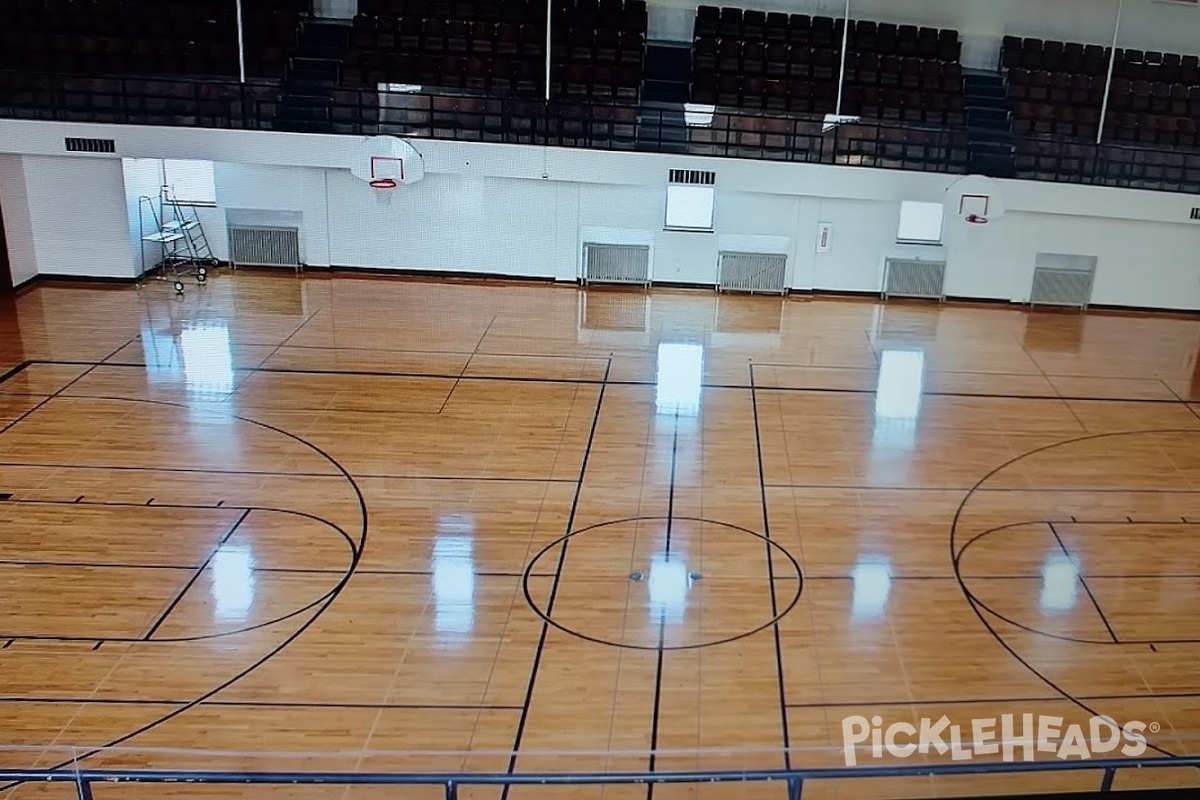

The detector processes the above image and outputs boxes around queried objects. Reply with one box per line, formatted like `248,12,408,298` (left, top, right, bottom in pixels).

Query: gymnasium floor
1,272,1199,799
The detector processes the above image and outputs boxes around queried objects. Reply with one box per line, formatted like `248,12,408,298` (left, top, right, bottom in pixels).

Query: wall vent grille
228,226,301,269
883,258,946,300
65,137,115,153
582,243,650,286
717,252,787,294
668,169,715,185
1030,268,1095,308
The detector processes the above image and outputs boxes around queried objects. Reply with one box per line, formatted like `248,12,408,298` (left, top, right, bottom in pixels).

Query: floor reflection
850,555,893,620
872,349,925,450
140,320,234,395
648,553,691,626
432,514,476,641
655,343,704,416
211,544,255,622
1040,552,1080,613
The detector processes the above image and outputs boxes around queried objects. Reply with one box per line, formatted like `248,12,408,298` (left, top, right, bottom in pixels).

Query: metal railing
0,70,282,130
6,68,1200,191
2,754,1200,799
1014,131,1200,193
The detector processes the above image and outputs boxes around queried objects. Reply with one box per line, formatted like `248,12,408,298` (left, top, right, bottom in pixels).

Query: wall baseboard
327,264,560,285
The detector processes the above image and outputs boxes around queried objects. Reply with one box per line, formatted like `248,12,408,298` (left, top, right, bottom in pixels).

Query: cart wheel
196,272,207,284
197,266,208,277
174,281,185,294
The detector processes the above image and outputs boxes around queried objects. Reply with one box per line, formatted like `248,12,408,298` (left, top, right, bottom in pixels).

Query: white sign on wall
816,222,833,253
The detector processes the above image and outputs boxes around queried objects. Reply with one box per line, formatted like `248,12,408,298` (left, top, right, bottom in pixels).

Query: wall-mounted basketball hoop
966,213,989,224
351,136,425,205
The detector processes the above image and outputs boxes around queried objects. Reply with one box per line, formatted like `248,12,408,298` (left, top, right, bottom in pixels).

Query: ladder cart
138,190,218,294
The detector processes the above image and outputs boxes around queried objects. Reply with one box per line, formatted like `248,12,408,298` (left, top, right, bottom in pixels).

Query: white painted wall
0,118,1198,309
8,155,134,281
646,0,1200,71
121,158,164,276
0,155,38,286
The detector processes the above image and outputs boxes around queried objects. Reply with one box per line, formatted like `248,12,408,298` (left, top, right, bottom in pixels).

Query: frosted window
665,185,715,231
897,201,943,244
163,159,216,206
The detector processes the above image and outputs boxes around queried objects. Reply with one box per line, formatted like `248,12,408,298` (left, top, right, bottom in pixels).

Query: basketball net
370,178,396,206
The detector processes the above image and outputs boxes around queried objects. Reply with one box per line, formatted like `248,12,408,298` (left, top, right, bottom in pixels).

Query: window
665,169,716,231
665,185,715,231
896,200,944,244
163,159,216,206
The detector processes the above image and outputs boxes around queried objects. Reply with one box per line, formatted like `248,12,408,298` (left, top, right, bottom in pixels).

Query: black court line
271,342,612,361
141,509,253,641
646,614,667,800
0,460,579,483
1056,525,1118,642
786,689,1200,708
29,358,1200,406
505,358,611,793
0,697,525,710
0,393,370,790
947,429,1200,763
438,313,498,414
763,484,1200,493
0,361,32,386
0,559,556,579
749,361,793,772
647,412,681,800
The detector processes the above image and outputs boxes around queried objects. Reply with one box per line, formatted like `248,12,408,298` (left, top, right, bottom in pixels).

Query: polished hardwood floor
1,272,1200,799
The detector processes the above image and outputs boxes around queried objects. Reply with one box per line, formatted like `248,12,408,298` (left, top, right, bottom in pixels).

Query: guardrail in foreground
4,753,1200,799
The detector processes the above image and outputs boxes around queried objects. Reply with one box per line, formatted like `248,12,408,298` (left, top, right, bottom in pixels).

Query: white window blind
163,159,216,206
896,201,944,244
665,185,715,231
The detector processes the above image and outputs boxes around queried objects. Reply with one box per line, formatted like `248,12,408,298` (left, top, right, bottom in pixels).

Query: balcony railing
5,69,1200,192
2,751,1200,799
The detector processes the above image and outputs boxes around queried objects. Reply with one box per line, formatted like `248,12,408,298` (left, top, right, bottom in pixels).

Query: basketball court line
0,390,371,784
949,429,1200,761
1047,521,1120,644
142,509,253,640
749,360,792,770
1,352,1197,774
8,358,1200,406
503,358,610,790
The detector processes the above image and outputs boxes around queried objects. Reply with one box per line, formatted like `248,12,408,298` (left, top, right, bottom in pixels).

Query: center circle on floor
522,516,803,650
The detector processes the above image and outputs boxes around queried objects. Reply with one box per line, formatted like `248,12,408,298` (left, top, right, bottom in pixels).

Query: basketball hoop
370,177,396,205
966,214,989,224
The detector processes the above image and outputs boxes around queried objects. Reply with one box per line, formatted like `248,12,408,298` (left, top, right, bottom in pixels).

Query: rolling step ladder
138,193,218,294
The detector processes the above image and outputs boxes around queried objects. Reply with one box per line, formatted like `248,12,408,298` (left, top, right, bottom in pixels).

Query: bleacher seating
690,6,964,126
0,0,305,80
551,0,647,102
1001,36,1200,148
343,0,545,94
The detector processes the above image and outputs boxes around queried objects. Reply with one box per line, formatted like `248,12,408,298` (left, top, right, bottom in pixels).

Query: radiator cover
228,226,301,269
717,251,788,294
582,243,650,286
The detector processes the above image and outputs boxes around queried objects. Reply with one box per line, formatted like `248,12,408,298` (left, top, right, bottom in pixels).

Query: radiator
1030,267,1094,308
228,226,301,269
582,243,650,286
717,251,788,294
883,258,946,300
